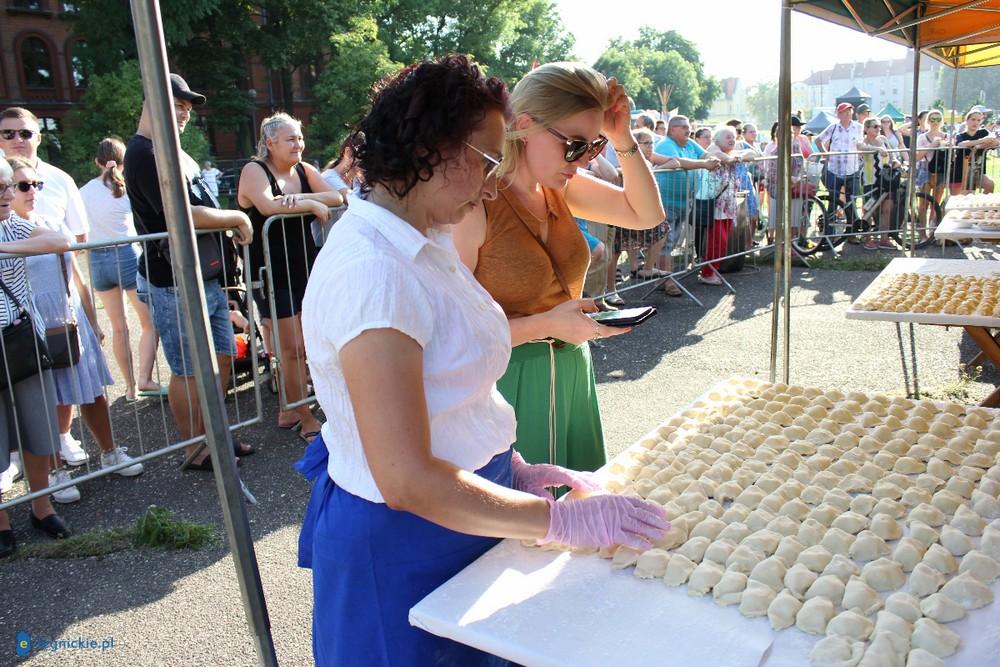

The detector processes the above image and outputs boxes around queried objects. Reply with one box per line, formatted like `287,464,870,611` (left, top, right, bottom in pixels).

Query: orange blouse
475,187,590,319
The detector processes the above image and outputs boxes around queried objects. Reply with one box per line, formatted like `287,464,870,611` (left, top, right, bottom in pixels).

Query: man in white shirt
0,108,89,244
0,106,92,467
817,102,864,238
201,161,222,199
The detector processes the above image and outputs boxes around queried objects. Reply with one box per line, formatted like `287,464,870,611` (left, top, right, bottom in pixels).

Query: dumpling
822,554,861,584
904,648,945,667
982,527,1000,561
873,610,913,641
958,549,1000,583
883,591,921,623
662,552,697,586
849,530,890,563
908,563,945,598
712,569,747,606
611,546,642,570
725,544,765,574
687,560,725,596
911,618,960,658
742,529,782,556
951,504,986,536
938,525,973,557
796,596,836,635
859,631,911,667
908,522,939,550
821,527,857,556
919,593,966,623
798,518,827,547
748,555,788,590
767,589,803,630
869,514,902,541
842,575,883,615
633,549,671,578
690,516,727,540
861,558,905,592
922,544,958,575
871,498,906,519
677,536,712,563
805,574,847,606
798,545,835,573
703,539,737,565
850,495,878,516
716,521,752,544
825,609,875,641
738,579,776,618
907,503,946,528
939,571,995,610
808,635,865,667
775,535,805,564
930,489,964,515
785,562,820,599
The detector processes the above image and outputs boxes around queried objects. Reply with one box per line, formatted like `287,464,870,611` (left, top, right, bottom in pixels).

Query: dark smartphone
588,306,657,328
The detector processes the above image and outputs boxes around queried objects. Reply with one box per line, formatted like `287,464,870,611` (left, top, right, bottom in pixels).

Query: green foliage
746,81,779,127
58,60,211,183
936,66,1000,116
592,27,717,119
133,505,217,550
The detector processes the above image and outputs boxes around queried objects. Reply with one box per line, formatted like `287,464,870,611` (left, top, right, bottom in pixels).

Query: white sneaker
48,469,81,504
1,452,21,493
59,433,88,467
100,447,144,477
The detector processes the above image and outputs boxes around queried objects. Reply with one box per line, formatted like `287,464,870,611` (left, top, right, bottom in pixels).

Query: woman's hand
279,193,299,208
542,298,630,345
602,78,632,147
511,449,602,499
310,200,332,223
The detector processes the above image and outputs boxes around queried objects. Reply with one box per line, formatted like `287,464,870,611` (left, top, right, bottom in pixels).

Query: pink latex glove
511,449,602,499
540,495,671,551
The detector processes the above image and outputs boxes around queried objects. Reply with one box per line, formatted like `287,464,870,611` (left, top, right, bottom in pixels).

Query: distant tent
877,103,905,122
805,110,837,135
836,86,872,112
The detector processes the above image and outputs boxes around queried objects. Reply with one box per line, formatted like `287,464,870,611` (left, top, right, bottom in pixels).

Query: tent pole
906,26,921,258
770,0,793,383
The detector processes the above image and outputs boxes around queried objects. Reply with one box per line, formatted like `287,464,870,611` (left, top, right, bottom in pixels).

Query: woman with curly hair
453,62,664,473
295,55,668,666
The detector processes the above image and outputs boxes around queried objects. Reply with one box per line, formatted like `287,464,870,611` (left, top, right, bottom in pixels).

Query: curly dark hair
351,54,511,199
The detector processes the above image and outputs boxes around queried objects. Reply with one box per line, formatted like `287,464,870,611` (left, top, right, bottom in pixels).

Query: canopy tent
804,110,838,134
836,86,872,110
790,0,1000,69
877,102,906,121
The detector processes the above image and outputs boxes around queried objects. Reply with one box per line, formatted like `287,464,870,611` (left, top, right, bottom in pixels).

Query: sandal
278,420,302,432
234,441,256,458
137,385,170,397
663,282,683,297
300,431,321,444
30,512,72,539
182,455,242,472
605,293,625,308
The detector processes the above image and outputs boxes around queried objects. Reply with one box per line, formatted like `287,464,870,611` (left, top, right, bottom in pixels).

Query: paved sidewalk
1,259,996,666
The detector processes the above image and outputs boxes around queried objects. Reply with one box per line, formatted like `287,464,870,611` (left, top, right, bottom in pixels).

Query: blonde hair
498,62,609,181
0,156,11,181
255,112,302,161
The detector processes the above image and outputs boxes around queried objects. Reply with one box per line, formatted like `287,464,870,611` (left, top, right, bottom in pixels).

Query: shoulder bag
0,277,51,390
45,256,81,369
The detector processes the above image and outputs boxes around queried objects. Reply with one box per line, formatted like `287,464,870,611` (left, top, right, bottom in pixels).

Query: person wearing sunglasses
454,61,665,474
915,109,950,234
295,55,669,667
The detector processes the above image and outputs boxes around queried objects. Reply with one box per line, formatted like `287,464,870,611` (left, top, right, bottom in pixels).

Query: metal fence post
129,2,278,665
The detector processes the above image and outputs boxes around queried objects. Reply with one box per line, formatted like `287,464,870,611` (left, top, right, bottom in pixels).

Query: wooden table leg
967,329,1000,370
964,326,1000,407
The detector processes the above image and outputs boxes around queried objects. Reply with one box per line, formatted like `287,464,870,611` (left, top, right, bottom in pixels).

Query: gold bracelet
615,143,639,159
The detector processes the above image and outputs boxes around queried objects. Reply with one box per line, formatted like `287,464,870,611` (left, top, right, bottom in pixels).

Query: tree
59,60,210,183
936,66,1000,116
592,27,718,119
745,81,779,127
490,0,575,84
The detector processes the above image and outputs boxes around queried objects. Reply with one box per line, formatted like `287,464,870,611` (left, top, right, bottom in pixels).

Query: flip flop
182,455,242,471
278,420,302,432
233,441,256,458
137,386,170,397
299,431,321,444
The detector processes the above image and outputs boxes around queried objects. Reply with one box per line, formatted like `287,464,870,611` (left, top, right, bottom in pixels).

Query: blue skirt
296,435,512,667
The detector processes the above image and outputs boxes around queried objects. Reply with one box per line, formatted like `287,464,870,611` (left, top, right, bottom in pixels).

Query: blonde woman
238,113,342,438
454,62,664,472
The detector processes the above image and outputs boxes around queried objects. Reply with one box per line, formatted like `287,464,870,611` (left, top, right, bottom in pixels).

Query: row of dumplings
947,192,1000,209
949,208,1000,221
852,272,1000,317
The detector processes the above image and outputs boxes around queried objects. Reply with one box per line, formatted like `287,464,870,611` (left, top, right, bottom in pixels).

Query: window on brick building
12,1,44,9
20,37,55,89
70,41,88,88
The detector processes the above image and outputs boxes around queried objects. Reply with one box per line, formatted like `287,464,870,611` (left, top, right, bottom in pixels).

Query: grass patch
802,255,894,272
3,505,217,562
919,365,984,404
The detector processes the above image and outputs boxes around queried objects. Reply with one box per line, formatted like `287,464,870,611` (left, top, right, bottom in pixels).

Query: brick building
0,0,318,165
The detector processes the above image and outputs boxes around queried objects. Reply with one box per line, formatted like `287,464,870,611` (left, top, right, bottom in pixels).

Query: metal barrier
0,229,263,511
259,207,346,413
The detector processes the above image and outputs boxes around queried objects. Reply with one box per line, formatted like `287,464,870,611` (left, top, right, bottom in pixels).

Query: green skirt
496,340,606,472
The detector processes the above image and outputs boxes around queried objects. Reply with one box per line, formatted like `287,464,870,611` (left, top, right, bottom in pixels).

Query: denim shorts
664,206,687,253
87,244,138,292
147,279,236,377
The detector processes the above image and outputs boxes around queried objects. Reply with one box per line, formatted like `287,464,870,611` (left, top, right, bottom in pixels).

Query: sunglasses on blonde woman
546,127,609,163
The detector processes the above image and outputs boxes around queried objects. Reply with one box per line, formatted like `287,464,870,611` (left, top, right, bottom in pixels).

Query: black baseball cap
170,73,206,106
790,115,804,126
857,103,871,113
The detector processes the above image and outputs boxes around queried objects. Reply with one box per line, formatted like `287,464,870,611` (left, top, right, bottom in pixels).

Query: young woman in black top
951,108,999,195
237,113,342,439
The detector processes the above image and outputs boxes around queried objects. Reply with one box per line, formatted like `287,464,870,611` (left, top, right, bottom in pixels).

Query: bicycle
791,161,943,256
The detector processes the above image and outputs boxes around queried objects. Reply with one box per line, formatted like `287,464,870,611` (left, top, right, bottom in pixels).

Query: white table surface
844,257,1000,327
935,213,1000,241
409,376,1000,666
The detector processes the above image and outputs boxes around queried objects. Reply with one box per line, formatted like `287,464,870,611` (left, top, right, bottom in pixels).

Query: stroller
226,284,270,387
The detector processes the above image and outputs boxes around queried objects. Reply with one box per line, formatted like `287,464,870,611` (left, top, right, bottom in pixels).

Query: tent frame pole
770,0,793,383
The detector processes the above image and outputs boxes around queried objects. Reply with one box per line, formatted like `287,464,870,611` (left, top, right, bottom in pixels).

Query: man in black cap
124,73,255,470
856,103,871,126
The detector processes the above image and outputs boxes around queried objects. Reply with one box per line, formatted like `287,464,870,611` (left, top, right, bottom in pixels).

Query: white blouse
302,197,517,503
79,177,136,243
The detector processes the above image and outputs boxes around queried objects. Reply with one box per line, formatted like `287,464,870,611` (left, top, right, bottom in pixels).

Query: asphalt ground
2,241,998,666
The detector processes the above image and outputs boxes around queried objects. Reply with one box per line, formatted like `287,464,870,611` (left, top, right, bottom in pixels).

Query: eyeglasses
463,142,503,181
637,140,654,146
928,117,942,122
0,129,37,141
9,180,43,193
546,127,609,163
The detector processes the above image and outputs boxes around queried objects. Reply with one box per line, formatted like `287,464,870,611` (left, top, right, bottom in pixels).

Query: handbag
156,232,224,282
0,278,51,390
45,257,81,369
